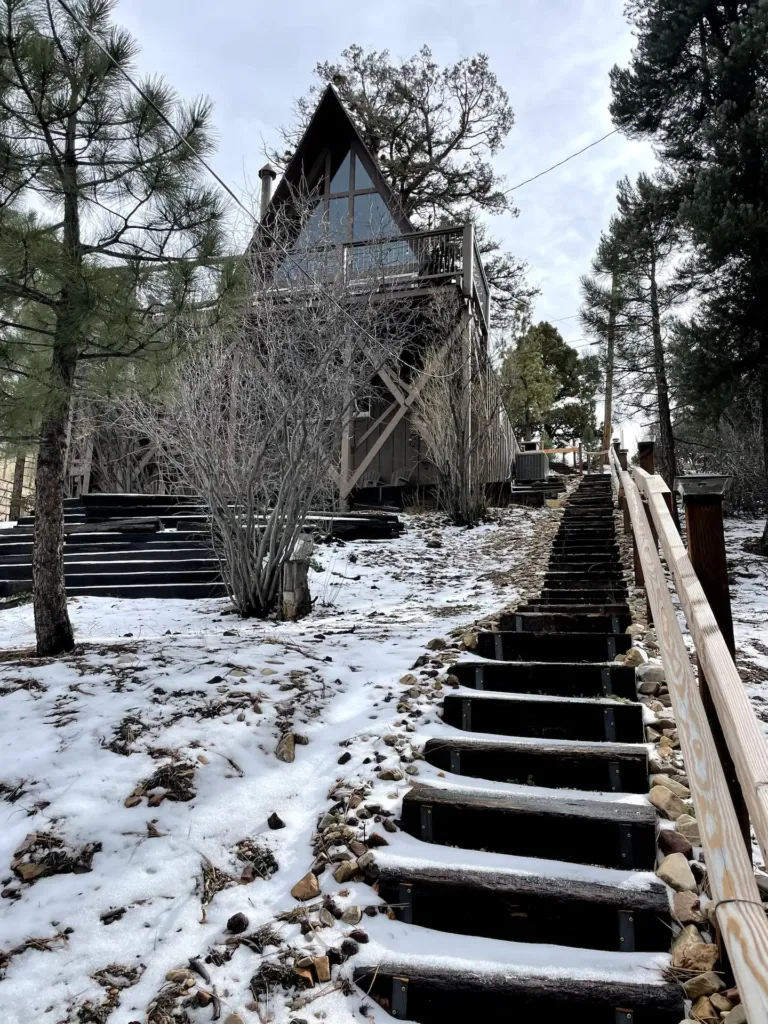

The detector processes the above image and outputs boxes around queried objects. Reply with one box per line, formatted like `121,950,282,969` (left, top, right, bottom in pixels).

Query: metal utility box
515,450,549,483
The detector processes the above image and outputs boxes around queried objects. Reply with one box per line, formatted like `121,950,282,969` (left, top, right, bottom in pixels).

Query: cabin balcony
273,223,491,336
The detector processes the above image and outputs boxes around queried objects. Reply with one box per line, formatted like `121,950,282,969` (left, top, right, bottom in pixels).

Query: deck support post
677,476,750,858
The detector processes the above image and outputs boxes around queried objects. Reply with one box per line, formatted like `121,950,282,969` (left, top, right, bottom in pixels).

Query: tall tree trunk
33,338,76,655
649,254,677,491
9,455,26,521
33,110,80,655
601,273,618,465
759,347,768,553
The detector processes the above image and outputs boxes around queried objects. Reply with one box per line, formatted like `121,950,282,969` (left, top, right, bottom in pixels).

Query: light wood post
618,450,630,534
680,482,750,857
9,454,26,521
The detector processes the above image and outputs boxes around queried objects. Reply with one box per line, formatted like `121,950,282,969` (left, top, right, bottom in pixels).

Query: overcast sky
117,0,657,366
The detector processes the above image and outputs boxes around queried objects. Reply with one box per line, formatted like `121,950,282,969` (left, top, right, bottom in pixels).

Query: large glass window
329,152,351,194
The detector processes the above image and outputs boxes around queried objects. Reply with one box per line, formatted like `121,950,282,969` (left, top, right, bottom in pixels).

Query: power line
504,129,620,194
52,0,385,351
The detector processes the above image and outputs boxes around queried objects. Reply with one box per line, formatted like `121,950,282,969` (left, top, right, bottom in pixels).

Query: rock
276,733,295,763
426,539,442,549
399,673,418,686
657,852,697,892
382,818,398,833
426,638,447,651
226,912,249,934
291,872,321,901
649,785,687,821
677,813,701,845
367,832,389,847
646,726,662,742
461,632,478,650
294,966,314,988
348,928,369,943
710,994,734,1013
224,1015,246,1024
357,851,375,870
638,681,660,696
658,828,693,859
166,968,196,984
267,812,285,830
378,768,404,781
313,955,331,982
722,988,740,1006
333,860,358,884
673,891,704,925
683,973,724,1000
672,926,719,972
341,905,362,924
637,662,666,683
652,775,691,799
723,1007,747,1024
124,794,142,808
318,907,335,927
337,752,352,765
690,996,717,1022
624,647,649,667
626,623,645,636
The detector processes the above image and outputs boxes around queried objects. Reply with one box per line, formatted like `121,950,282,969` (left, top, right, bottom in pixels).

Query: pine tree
0,0,229,654
611,0,768,542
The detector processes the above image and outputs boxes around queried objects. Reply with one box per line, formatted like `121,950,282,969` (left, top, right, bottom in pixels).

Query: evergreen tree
0,0,229,654
273,45,536,335
611,0,768,542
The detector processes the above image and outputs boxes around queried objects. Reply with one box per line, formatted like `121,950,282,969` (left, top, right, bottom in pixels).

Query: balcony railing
274,223,491,331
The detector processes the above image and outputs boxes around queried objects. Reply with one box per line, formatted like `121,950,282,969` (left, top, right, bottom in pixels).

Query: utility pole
601,272,618,467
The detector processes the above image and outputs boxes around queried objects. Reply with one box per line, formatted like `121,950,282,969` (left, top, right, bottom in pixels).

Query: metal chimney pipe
258,162,277,220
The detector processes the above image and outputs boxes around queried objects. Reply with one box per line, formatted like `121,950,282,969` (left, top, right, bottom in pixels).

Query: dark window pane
328,196,350,240
354,155,374,190
330,152,351,193
353,193,398,240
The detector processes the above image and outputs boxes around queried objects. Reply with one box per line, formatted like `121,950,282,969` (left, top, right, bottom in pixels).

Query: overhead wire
504,129,620,194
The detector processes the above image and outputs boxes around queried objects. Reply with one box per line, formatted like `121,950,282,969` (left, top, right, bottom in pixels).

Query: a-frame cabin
255,85,518,506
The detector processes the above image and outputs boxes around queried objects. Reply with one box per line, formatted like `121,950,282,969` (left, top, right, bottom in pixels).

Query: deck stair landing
356,474,682,1022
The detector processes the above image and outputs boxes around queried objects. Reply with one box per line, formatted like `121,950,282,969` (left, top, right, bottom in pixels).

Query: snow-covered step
441,689,645,743
373,842,669,951
476,630,632,662
423,731,649,793
450,658,637,699
401,779,657,870
353,932,682,1022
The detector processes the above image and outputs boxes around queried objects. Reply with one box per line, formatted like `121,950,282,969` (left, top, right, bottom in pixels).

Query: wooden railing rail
610,448,768,1021
630,462,768,864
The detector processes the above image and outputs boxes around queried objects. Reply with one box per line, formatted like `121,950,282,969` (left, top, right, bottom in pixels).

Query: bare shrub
413,293,512,525
124,190,419,617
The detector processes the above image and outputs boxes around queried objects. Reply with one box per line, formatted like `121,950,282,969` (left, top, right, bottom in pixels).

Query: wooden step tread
450,660,638,699
441,690,644,743
354,943,682,1021
476,631,632,662
423,732,649,792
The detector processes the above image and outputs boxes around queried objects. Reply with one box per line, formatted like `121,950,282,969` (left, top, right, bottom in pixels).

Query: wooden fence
609,448,768,1020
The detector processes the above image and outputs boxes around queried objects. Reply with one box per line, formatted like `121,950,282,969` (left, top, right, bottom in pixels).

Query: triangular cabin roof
259,85,414,240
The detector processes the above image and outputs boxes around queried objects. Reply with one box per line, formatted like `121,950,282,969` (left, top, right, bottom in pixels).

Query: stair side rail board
610,448,768,1021
631,462,768,863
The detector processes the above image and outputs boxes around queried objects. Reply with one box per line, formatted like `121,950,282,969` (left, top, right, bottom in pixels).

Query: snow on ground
724,517,768,722
0,506,561,1024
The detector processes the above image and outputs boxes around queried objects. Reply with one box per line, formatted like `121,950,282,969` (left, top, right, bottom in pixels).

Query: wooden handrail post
618,449,630,534
637,439,655,474
677,476,750,857
578,442,583,477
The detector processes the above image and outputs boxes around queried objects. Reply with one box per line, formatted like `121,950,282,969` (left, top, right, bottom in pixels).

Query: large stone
723,1007,747,1024
677,813,701,845
626,623,645,636
341,905,362,924
673,890,704,925
690,996,718,1022
276,733,295,763
426,638,447,651
624,647,649,667
649,786,687,821
313,955,331,982
652,774,691,799
333,859,358,883
672,927,719,972
224,1015,246,1024
683,972,724,1000
710,993,734,1014
637,661,666,684
658,829,693,859
291,871,321,901
657,852,697,892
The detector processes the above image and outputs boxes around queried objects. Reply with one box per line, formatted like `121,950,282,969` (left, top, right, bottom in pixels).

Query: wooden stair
358,474,682,1022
